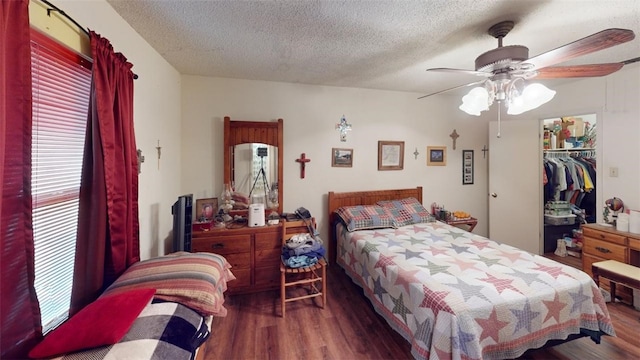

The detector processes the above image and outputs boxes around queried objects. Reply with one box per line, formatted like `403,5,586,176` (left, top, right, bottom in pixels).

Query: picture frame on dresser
195,197,217,222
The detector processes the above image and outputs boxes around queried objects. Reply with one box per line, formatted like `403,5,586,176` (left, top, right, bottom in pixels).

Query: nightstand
443,217,478,232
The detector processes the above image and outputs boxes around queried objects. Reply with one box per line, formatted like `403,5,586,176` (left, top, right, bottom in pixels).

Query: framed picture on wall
332,148,353,167
378,141,404,170
427,146,446,166
195,197,218,222
462,149,474,184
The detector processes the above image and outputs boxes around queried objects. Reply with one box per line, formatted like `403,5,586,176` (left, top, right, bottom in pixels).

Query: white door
489,119,542,254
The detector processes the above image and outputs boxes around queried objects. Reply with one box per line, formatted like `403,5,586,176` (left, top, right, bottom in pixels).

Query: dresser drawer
255,232,281,267
582,252,604,278
582,228,626,245
228,268,251,289
222,252,251,270
583,238,626,262
191,235,251,255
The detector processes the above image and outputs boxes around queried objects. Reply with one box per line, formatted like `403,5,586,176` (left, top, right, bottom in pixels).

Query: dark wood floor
203,265,640,360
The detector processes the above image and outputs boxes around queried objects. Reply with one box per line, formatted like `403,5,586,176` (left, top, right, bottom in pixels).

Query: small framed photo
462,149,474,185
195,197,218,222
378,141,404,170
427,146,446,166
332,148,353,167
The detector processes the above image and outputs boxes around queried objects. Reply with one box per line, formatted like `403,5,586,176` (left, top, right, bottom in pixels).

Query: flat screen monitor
171,194,193,252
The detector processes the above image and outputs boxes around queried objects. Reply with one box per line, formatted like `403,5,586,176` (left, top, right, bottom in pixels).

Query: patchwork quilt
58,301,210,360
336,221,615,360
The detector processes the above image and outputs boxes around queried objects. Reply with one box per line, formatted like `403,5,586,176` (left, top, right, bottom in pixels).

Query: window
30,29,92,333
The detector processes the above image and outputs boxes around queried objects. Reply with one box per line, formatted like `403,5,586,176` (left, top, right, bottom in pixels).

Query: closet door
488,119,542,254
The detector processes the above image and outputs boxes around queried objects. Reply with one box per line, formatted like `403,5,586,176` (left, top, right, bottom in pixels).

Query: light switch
609,167,619,177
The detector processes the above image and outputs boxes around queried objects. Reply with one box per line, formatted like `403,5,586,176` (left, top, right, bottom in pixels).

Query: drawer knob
595,246,611,253
599,234,605,239
211,243,224,249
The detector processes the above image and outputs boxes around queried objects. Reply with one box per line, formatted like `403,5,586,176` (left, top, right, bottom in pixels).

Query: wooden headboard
327,187,423,262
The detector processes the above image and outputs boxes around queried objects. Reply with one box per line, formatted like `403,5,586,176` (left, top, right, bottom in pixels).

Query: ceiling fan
419,21,636,116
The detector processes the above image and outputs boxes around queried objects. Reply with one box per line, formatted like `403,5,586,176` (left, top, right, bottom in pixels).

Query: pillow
334,204,395,231
377,197,434,227
29,288,155,359
101,252,236,316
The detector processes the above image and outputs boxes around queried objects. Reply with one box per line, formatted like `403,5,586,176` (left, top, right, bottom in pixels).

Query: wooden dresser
581,223,640,304
192,223,282,294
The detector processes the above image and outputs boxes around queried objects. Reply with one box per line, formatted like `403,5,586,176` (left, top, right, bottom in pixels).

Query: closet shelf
543,148,595,152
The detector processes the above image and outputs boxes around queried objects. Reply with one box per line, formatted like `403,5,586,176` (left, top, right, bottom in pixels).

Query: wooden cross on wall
449,129,459,150
296,153,311,179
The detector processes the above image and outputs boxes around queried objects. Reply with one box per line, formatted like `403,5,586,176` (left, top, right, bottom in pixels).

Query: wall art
378,141,404,170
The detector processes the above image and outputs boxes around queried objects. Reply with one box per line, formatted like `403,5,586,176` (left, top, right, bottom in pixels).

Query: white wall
52,0,183,259
181,77,490,241
181,63,639,245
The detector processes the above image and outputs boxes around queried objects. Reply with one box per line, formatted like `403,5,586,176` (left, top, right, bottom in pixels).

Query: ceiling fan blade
524,28,635,70
427,67,491,77
418,80,485,99
622,56,640,65
534,63,624,79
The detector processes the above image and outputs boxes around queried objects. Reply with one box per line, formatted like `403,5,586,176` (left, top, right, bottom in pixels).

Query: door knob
490,192,498,198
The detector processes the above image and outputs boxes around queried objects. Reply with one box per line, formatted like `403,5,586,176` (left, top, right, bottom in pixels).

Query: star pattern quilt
336,221,615,360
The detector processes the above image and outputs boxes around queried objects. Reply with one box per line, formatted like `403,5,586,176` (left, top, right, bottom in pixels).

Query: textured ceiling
106,0,640,96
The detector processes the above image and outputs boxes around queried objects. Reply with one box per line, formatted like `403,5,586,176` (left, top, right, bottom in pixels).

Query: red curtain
71,31,140,313
0,0,43,358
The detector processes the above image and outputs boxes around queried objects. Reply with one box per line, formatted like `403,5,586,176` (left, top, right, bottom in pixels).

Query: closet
542,114,597,254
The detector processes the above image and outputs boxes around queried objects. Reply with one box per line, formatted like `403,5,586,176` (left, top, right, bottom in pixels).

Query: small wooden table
592,260,640,301
443,217,478,232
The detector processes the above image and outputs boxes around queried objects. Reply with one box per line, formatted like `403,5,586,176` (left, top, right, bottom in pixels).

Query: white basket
544,214,576,225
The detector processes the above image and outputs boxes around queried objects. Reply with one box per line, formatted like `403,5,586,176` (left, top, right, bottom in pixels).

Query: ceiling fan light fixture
457,78,556,116
507,83,556,115
459,86,490,116
425,21,634,118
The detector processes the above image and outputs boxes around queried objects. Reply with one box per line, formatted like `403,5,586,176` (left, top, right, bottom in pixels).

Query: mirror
224,117,283,215
231,143,278,205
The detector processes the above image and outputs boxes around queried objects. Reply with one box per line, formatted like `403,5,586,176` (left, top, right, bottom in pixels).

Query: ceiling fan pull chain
496,104,502,138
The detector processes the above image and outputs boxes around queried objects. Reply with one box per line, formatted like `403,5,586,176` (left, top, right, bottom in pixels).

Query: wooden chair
279,219,326,317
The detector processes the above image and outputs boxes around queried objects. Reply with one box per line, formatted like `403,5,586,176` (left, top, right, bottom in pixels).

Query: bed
29,252,235,360
328,187,615,360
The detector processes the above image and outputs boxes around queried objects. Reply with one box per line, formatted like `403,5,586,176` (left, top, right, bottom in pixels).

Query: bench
592,260,640,302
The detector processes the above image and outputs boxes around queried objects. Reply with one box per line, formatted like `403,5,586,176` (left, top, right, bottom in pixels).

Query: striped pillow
101,252,235,316
377,197,434,227
335,205,395,231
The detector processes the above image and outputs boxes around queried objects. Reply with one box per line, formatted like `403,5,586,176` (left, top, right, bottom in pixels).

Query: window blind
30,29,91,333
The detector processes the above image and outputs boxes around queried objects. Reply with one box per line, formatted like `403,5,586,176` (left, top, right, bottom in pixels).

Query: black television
171,194,193,252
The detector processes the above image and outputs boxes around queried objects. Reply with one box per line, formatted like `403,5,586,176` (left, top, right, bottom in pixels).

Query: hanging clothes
543,151,597,222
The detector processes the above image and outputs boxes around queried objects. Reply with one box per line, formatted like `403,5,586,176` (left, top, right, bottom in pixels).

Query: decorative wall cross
413,147,419,159
482,145,489,158
449,129,459,150
335,115,352,142
155,140,162,169
295,153,311,179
